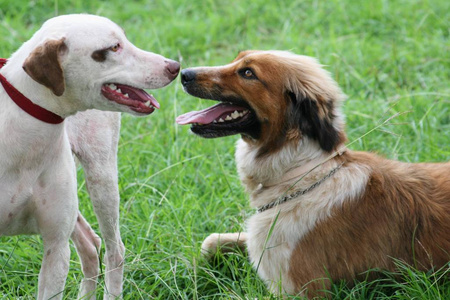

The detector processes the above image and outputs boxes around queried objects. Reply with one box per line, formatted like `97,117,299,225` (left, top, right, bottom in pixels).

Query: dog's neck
0,54,76,119
236,137,340,193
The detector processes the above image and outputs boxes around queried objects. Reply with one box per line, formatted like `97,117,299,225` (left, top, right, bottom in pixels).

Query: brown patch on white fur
22,38,67,96
183,51,450,297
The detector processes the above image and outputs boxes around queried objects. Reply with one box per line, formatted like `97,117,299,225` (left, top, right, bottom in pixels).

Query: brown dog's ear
282,55,346,152
287,91,342,152
23,38,67,96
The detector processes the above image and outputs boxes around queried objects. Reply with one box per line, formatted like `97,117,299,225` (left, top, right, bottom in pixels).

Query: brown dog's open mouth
176,102,260,138
176,102,250,125
101,83,160,114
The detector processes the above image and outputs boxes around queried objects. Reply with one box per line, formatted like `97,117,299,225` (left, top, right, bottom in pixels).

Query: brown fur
22,38,67,96
190,51,450,297
190,51,346,156
289,151,450,297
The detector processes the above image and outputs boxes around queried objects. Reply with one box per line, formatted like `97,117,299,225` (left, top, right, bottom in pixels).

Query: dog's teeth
109,84,117,90
144,100,151,107
124,93,129,98
231,111,240,119
225,115,232,121
213,120,217,123
218,118,224,123
116,88,122,94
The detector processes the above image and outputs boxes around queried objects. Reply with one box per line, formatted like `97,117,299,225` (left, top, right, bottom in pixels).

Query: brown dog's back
288,151,450,295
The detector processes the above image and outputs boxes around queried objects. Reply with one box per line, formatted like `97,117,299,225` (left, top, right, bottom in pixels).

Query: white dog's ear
23,38,67,96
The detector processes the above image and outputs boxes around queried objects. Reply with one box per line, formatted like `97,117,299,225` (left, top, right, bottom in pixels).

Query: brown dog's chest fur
287,151,450,296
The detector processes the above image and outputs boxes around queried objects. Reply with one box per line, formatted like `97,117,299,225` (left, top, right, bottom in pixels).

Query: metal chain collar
257,162,344,213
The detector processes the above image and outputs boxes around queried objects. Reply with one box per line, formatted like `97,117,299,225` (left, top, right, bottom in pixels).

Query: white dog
0,14,179,299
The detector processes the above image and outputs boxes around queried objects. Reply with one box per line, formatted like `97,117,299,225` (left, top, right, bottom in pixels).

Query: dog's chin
124,107,155,117
101,83,160,115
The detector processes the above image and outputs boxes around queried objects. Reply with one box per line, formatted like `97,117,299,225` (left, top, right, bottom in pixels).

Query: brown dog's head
177,50,346,155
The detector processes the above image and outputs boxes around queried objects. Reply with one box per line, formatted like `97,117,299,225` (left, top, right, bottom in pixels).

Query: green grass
0,0,449,299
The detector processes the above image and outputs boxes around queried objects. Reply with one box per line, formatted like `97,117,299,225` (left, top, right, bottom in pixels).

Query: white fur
0,14,177,299
66,110,125,298
2,14,175,117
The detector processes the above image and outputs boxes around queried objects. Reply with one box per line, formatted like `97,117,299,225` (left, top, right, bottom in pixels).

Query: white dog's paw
201,233,221,259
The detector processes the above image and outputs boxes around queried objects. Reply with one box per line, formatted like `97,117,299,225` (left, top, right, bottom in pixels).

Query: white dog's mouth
101,83,160,114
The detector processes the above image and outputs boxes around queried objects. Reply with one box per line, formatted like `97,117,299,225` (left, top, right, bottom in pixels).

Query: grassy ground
0,0,449,299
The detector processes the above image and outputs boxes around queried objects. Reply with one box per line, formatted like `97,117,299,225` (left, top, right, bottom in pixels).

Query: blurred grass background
0,0,448,299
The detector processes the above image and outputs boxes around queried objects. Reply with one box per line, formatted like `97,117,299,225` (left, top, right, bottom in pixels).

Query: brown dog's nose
165,60,180,79
181,69,196,85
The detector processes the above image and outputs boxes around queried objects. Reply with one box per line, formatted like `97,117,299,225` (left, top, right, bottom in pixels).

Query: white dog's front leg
85,166,124,300
68,111,124,299
85,167,124,300
37,238,71,300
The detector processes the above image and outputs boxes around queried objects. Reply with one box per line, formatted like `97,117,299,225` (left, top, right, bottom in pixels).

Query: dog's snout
181,69,196,85
165,60,180,79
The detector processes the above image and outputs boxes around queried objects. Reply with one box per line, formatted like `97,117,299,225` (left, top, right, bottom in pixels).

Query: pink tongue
176,103,245,125
134,88,160,109
116,84,160,109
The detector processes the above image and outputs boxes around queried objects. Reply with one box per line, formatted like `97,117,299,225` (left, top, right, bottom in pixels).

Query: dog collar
257,162,344,213
0,58,64,124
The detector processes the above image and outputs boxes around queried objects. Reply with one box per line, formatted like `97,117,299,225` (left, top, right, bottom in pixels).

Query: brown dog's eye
110,43,120,52
239,68,257,80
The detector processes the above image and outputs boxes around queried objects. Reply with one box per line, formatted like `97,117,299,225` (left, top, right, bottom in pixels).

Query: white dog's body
0,76,81,299
0,14,178,299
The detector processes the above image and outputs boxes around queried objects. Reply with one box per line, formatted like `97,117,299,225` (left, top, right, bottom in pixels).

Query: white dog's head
16,14,179,116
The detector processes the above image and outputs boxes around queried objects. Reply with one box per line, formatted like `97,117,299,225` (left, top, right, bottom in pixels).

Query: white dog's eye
110,43,120,52
92,43,120,62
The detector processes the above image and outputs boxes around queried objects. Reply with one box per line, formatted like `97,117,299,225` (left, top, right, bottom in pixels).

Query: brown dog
176,50,450,297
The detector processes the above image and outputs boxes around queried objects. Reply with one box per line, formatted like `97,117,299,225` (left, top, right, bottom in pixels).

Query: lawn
0,0,449,299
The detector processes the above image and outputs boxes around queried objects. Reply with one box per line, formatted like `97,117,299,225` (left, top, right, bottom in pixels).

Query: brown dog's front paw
200,232,248,260
201,233,221,260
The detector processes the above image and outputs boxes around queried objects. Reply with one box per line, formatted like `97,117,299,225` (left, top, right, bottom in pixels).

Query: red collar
0,58,64,124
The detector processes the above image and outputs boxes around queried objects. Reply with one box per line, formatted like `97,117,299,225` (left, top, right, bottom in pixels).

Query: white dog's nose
165,60,180,80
